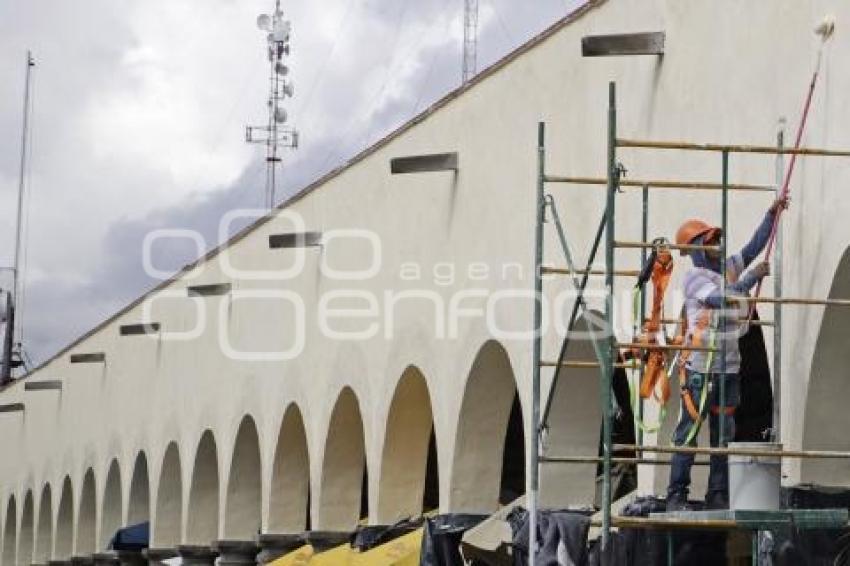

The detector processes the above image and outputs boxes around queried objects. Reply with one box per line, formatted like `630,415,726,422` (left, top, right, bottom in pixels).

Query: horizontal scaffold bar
615,240,720,252
597,516,739,530
541,455,709,466
650,318,775,327
617,342,718,353
617,443,850,459
730,296,850,307
616,138,850,157
540,360,639,370
544,176,775,192
541,266,641,277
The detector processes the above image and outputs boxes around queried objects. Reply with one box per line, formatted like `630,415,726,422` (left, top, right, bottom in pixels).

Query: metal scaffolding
529,80,850,565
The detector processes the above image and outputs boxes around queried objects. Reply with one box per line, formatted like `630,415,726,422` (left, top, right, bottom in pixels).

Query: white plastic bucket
728,442,782,510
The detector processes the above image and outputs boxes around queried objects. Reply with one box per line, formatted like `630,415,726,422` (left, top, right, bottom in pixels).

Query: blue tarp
109,521,149,551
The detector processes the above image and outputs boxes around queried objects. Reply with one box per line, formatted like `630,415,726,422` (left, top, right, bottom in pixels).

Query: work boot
705,490,729,510
666,491,690,512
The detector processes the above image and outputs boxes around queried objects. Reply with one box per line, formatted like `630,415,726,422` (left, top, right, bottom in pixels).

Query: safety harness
628,239,674,432
627,238,743,442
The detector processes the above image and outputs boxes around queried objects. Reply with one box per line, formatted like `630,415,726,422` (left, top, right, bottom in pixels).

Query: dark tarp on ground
109,521,149,551
585,497,726,566
507,507,592,566
420,514,487,566
771,485,850,565
352,518,422,552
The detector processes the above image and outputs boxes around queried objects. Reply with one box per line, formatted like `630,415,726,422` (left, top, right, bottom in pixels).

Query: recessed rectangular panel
390,152,459,174
187,283,232,297
268,231,323,249
24,380,63,391
69,352,106,364
0,403,24,413
119,323,161,336
582,32,665,57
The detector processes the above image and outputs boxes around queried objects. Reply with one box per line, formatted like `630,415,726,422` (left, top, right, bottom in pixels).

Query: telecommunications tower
246,1,299,209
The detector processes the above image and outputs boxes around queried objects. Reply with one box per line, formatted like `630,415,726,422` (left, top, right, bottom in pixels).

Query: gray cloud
2,0,581,367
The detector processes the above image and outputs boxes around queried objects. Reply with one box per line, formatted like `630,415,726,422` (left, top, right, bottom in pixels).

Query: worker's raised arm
689,262,770,309
739,197,789,266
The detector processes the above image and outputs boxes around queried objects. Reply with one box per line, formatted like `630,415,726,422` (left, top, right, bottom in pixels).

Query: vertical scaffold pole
719,151,729,445
529,122,546,566
638,184,649,447
773,127,784,442
602,82,617,549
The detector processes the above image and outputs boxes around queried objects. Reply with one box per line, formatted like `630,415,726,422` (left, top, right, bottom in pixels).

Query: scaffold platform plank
648,508,849,530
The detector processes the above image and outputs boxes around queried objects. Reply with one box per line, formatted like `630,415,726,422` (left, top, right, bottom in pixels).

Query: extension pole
750,28,831,317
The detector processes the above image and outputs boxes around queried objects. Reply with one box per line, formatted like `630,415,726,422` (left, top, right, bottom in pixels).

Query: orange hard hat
675,219,720,254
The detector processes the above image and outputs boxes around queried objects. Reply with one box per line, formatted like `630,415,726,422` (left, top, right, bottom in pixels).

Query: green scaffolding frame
530,80,850,565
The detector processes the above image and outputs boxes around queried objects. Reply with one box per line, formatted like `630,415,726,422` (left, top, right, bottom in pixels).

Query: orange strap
637,249,674,403
676,308,713,422
710,405,736,416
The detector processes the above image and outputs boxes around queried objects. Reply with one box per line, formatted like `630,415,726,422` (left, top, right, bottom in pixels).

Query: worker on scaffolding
666,196,788,511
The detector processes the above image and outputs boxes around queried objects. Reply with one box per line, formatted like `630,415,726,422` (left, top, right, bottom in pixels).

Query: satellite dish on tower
275,62,289,76
274,107,288,123
257,14,272,31
281,82,294,98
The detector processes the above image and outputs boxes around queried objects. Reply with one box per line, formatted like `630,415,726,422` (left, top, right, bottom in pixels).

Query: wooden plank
70,352,105,364
582,32,665,57
0,403,25,413
119,323,161,336
187,283,232,297
390,152,458,174
268,231,322,249
24,380,63,391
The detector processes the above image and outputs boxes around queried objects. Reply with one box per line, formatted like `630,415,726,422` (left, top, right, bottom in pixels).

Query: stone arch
802,247,850,484
34,484,52,563
269,404,310,533
3,495,16,566
224,416,262,539
186,431,219,544
376,366,438,523
55,477,73,559
318,387,367,531
17,491,33,566
76,469,96,554
153,443,182,547
449,340,525,513
100,460,122,550
127,452,150,526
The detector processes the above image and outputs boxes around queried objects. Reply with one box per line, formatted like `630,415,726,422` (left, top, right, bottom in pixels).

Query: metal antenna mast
246,0,299,210
1,51,35,386
462,0,479,83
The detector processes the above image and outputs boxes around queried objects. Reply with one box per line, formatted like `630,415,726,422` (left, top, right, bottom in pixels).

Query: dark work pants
667,371,740,498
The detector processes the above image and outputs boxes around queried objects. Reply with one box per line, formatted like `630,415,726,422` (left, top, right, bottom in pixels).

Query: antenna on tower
246,0,299,209
462,0,479,84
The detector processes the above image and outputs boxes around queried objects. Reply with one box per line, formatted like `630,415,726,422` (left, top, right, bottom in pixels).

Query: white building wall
2,0,850,559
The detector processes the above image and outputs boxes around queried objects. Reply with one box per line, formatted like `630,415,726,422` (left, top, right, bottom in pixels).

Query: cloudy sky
0,0,581,368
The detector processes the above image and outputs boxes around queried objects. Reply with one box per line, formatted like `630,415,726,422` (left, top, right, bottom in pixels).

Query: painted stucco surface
2,0,850,562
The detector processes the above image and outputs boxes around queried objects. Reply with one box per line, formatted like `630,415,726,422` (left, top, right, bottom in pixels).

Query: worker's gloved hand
769,196,790,214
752,261,770,280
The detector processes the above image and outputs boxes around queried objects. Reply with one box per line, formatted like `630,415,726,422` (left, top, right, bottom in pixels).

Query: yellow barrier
270,544,314,566
351,529,423,566
269,528,423,565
